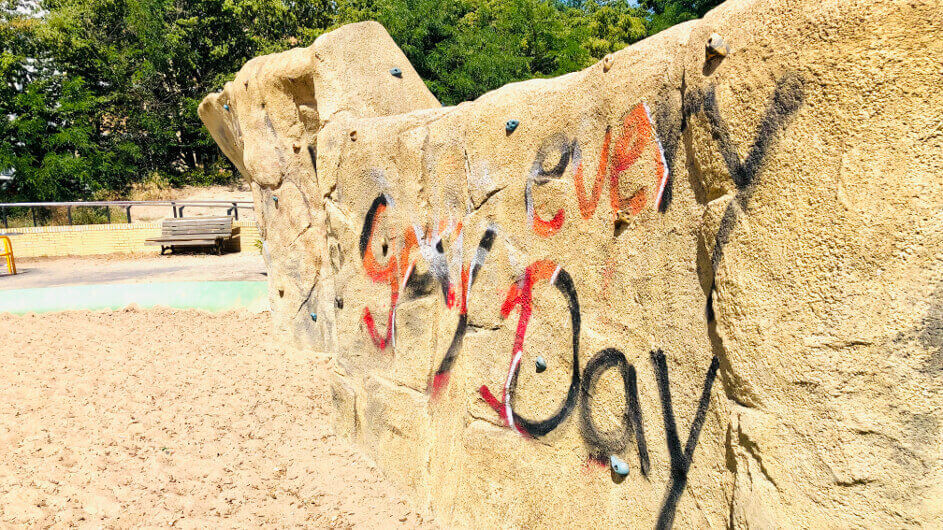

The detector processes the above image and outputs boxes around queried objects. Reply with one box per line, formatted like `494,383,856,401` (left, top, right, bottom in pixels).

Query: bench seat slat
147,235,228,242
162,229,231,235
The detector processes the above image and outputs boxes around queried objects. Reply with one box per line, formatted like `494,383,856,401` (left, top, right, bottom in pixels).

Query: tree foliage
0,0,721,201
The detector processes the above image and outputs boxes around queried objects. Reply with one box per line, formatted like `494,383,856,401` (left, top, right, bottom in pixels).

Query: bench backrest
161,216,233,237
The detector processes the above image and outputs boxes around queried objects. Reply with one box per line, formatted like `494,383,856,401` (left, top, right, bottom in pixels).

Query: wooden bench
145,216,235,255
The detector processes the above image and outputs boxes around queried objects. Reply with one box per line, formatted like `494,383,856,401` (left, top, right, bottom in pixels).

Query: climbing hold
610,455,629,476
292,142,302,152
602,54,614,72
706,33,729,60
335,297,344,309
310,312,318,321
272,195,278,203
350,130,358,142
505,119,520,134
389,67,403,78
223,104,230,111
535,356,547,373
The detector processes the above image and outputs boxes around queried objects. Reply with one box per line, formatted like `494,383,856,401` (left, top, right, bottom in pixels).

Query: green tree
1,0,709,202
638,0,725,33
335,0,648,105
2,0,337,201
1,2,136,201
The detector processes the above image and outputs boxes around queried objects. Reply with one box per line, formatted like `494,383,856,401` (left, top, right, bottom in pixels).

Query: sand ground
0,308,436,528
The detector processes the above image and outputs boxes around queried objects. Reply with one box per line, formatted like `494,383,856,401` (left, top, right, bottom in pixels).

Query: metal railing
0,200,255,229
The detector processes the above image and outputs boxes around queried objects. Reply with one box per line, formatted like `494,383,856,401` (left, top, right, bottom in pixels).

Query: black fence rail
0,200,255,229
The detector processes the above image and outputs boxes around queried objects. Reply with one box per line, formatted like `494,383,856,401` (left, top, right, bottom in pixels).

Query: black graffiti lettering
508,268,582,437
531,133,579,181
703,75,804,273
404,270,436,298
579,348,651,477
430,226,498,395
651,350,720,530
359,194,389,259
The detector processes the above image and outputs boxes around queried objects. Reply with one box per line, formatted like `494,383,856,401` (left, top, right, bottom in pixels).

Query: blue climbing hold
505,119,520,133
223,104,230,111
272,196,278,203
310,312,317,321
610,455,629,476
535,356,547,373
390,67,403,78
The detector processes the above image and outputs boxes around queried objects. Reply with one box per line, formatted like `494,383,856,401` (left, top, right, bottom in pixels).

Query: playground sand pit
0,307,435,528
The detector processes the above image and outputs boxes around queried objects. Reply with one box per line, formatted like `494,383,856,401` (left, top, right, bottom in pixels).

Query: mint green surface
0,281,269,314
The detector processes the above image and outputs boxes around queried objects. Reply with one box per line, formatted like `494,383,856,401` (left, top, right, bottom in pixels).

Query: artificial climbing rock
200,2,943,527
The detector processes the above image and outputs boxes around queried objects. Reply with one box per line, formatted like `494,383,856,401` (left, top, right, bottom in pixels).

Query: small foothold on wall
335,297,344,309
602,54,614,72
610,455,629,476
350,130,358,142
706,33,729,60
535,356,547,373
272,195,278,203
505,119,520,134
293,142,301,152
389,67,403,78
310,312,317,321
223,104,230,111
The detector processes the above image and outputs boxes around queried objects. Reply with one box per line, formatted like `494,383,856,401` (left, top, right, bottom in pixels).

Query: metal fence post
232,202,239,220
126,205,132,223
1,207,6,229
105,206,111,224
67,206,73,225
31,207,37,227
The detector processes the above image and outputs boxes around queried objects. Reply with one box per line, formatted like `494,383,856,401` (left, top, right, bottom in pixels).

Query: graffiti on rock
430,225,497,397
651,350,720,530
479,260,581,437
526,102,673,238
526,135,575,237
580,348,651,476
343,80,801,526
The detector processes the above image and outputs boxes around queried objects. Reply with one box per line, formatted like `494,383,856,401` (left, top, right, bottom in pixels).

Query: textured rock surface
200,3,943,527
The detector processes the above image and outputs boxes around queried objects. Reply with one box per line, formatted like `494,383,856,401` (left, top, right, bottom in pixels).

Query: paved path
0,253,266,290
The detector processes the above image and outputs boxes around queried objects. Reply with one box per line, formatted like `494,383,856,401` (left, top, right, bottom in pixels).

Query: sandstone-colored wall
6,220,259,258
199,3,943,527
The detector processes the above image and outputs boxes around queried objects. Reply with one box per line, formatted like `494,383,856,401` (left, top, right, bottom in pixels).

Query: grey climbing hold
390,67,403,78
223,104,230,111
505,119,520,134
335,297,344,309
535,356,547,373
310,312,317,321
706,33,729,59
610,455,629,476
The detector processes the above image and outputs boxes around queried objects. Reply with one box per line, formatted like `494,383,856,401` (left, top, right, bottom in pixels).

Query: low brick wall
5,220,261,258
